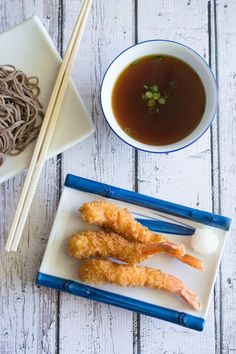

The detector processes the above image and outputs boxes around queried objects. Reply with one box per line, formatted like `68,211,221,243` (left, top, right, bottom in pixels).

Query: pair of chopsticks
5,0,92,252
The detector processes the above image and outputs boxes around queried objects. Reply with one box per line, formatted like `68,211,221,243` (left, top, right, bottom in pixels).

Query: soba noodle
0,65,44,166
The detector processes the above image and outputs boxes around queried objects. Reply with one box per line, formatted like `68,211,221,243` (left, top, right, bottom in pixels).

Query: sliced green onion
158,98,166,105
153,92,160,100
147,99,156,107
145,91,153,98
142,94,147,101
150,85,158,92
141,79,177,115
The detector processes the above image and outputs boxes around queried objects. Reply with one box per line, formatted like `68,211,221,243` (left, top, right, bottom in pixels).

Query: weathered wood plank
137,0,216,353
215,1,236,353
58,1,134,353
0,1,60,353
208,1,221,353
1,1,235,353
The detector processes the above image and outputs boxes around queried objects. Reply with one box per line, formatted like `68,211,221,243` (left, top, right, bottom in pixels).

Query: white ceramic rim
100,39,218,153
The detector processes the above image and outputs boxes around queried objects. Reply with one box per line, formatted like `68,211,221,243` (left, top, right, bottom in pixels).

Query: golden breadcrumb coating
68,230,185,264
80,200,167,243
79,259,201,311
79,201,204,270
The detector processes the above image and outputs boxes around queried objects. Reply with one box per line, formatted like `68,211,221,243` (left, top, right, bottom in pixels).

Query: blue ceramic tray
37,174,231,331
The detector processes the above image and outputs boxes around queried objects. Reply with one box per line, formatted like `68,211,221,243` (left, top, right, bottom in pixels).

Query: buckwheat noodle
0,65,44,166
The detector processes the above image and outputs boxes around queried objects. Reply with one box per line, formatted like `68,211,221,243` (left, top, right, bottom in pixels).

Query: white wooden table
0,1,235,353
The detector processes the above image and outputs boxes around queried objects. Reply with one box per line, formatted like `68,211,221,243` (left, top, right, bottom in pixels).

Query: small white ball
191,227,219,255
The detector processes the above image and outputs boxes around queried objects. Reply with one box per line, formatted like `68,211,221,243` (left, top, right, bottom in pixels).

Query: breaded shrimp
80,200,167,243
79,259,201,311
80,201,204,270
68,231,185,264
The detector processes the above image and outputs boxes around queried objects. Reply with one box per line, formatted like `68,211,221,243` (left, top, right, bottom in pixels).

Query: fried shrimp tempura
79,259,201,311
68,231,185,264
80,200,167,243
80,201,204,270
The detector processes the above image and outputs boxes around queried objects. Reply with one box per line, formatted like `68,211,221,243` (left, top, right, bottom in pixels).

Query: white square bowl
0,16,94,183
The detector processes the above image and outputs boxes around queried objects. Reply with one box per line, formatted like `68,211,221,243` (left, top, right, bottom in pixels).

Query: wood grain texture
136,1,216,353
208,1,221,353
1,0,236,353
58,1,134,353
215,1,236,353
0,1,60,353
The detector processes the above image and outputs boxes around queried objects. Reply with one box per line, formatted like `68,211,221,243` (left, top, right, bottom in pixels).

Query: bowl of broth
101,40,217,153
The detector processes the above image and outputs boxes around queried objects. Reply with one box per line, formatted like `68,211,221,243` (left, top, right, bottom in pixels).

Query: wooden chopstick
5,0,92,252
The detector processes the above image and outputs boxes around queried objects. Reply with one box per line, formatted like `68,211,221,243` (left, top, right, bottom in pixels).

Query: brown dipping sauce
112,55,206,145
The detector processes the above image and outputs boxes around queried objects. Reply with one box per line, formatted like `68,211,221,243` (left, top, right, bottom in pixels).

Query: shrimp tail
180,289,201,311
142,241,186,258
176,253,204,271
79,259,201,311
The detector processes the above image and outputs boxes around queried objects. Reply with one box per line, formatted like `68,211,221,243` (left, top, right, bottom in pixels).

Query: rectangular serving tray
37,174,231,331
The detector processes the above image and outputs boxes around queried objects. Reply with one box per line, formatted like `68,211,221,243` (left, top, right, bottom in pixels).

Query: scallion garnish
141,81,177,115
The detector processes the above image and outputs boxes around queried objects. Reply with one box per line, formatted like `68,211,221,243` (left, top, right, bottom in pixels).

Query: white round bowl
101,40,218,153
